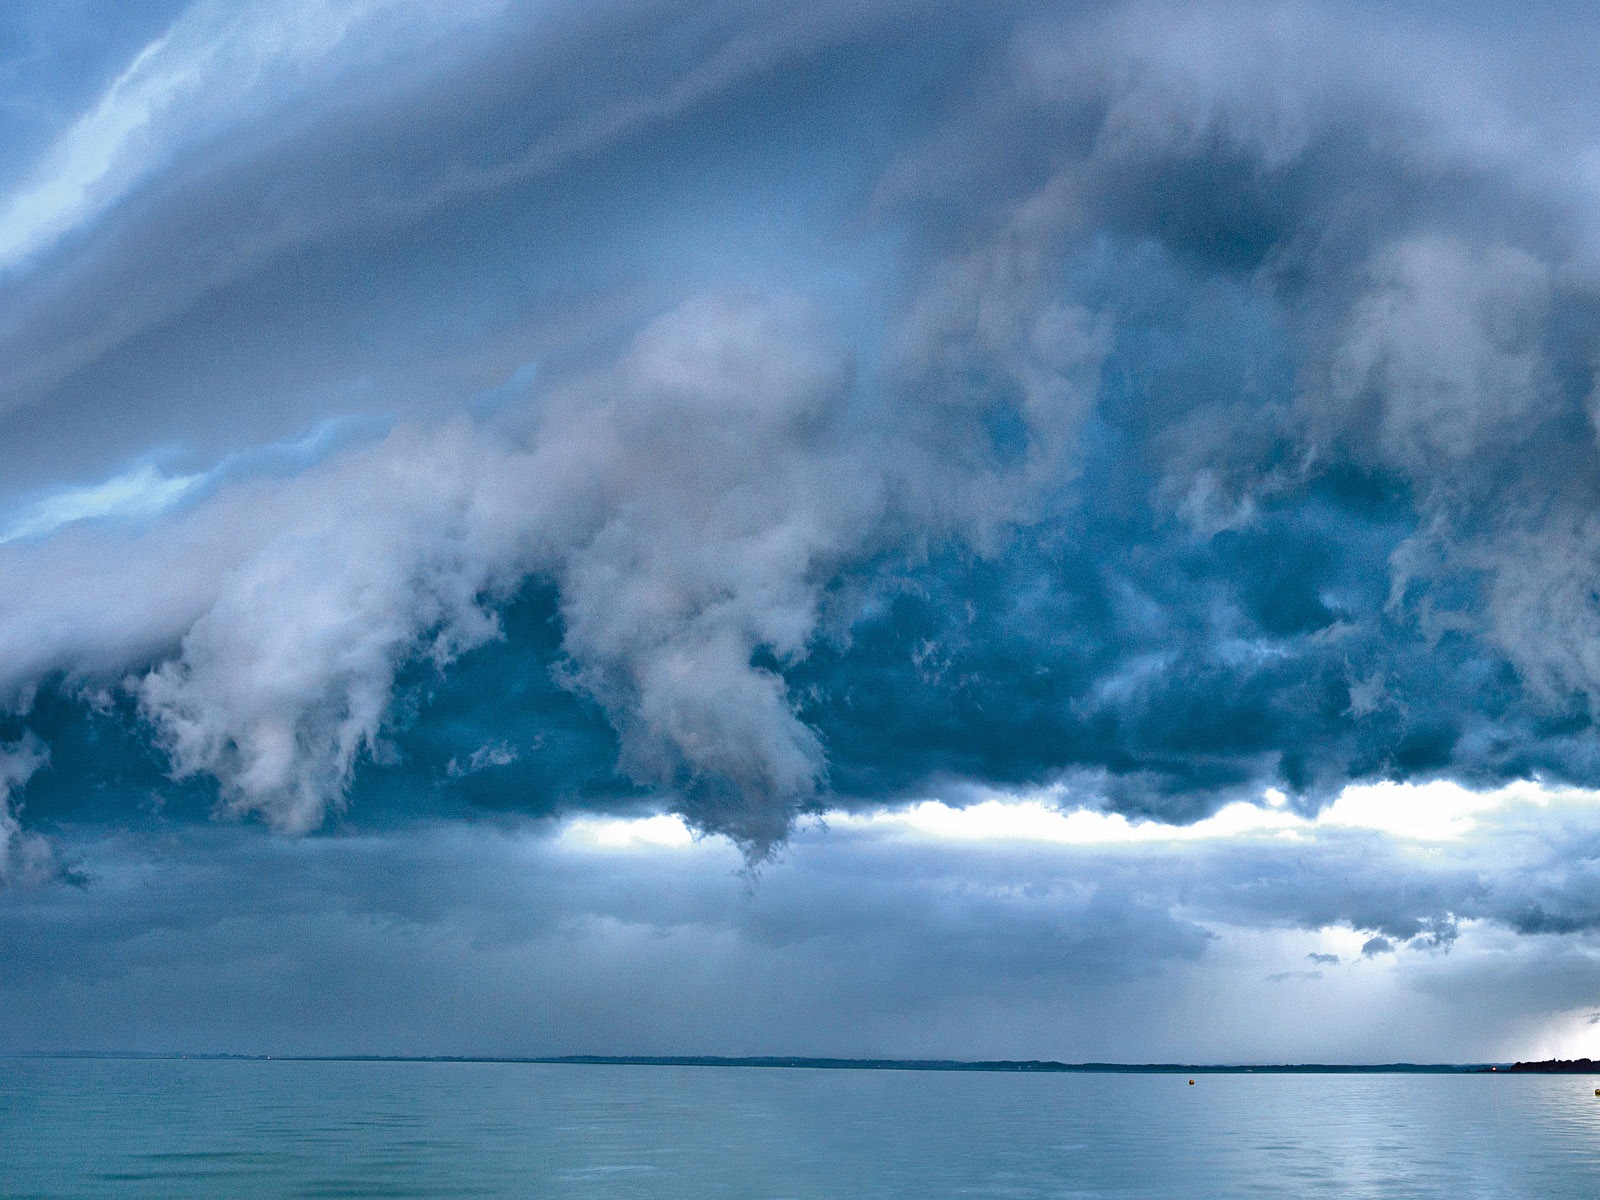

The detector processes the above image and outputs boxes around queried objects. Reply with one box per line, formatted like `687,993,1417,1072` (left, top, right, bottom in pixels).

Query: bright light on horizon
829,777,1585,848
562,813,698,849
554,778,1597,853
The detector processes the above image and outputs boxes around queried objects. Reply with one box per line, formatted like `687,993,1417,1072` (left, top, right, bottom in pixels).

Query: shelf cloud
6,0,1600,1058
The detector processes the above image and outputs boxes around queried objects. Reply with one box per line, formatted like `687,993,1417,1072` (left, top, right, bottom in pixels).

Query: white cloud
445,740,520,778
0,735,53,889
134,422,522,832
0,294,894,845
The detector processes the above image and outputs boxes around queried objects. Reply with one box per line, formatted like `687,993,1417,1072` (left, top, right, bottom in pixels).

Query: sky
4,0,1600,1063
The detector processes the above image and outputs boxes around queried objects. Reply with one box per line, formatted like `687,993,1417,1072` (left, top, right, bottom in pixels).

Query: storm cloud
5,0,1600,853
6,0,1600,1057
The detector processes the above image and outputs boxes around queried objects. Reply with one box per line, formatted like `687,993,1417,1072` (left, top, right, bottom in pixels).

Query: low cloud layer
10,785,1600,1061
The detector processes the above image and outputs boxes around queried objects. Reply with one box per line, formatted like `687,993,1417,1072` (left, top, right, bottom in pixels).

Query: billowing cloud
0,735,52,887
9,0,1600,846
6,0,1600,1060
0,295,886,848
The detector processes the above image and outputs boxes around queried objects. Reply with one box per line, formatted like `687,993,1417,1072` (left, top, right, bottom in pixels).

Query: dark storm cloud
6,0,1600,861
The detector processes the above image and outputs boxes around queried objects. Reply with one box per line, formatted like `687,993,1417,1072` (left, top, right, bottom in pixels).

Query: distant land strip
14,1052,1574,1073
530,1056,1502,1074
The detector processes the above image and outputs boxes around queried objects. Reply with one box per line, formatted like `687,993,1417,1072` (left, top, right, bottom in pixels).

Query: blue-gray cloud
5,0,1600,871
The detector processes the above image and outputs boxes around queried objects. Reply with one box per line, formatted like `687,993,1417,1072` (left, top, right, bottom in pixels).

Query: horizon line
6,1052,1569,1074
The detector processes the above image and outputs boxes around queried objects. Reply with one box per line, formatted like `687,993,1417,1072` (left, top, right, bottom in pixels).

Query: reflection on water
3,1060,1600,1198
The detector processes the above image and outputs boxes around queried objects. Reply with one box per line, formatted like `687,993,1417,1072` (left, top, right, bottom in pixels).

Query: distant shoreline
7,1052,1568,1074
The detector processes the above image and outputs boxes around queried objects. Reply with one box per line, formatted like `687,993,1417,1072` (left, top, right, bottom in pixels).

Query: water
3,1059,1600,1198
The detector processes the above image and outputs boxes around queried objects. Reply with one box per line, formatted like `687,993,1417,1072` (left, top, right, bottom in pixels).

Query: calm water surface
3,1059,1599,1198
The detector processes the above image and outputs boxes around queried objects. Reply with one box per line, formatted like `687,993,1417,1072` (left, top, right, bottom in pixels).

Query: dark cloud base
14,482,1600,846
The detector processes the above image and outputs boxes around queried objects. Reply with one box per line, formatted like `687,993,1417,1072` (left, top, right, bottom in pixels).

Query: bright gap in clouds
854,779,1573,846
559,778,1584,850
563,812,699,850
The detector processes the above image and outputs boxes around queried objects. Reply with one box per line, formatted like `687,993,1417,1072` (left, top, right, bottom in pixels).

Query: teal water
3,1059,1599,1198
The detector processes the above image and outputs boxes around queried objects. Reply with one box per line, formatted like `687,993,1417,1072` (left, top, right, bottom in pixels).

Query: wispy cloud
0,463,201,543
0,0,505,272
